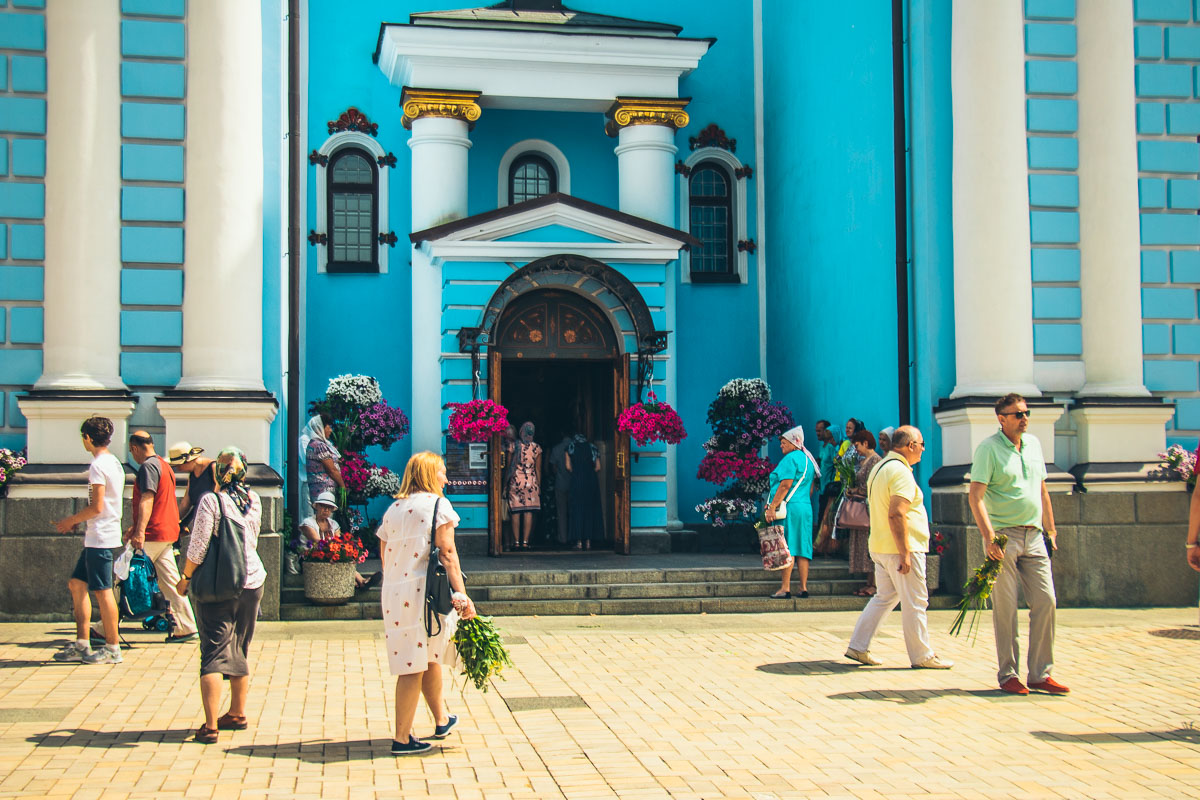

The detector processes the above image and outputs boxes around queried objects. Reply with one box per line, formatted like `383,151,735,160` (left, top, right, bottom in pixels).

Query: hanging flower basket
617,392,687,447
447,399,511,443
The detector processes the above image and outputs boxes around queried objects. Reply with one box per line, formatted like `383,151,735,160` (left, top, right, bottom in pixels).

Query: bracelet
1187,543,1199,550
181,575,191,581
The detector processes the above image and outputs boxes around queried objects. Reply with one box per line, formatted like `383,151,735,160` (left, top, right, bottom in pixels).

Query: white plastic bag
113,544,134,582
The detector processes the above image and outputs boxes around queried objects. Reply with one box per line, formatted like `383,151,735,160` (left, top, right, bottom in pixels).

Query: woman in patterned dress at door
507,421,542,549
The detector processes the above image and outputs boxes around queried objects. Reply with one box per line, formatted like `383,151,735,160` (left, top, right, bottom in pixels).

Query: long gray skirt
195,585,264,677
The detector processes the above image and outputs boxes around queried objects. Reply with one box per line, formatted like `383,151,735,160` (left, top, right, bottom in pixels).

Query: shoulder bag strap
783,453,809,504
866,458,905,501
430,497,440,553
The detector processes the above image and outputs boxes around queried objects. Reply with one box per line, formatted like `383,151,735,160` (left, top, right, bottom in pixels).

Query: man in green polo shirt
968,393,1068,696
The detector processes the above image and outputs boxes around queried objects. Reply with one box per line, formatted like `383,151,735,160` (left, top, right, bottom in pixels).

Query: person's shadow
29,729,194,748
1031,727,1200,745
226,739,445,762
757,660,912,675
825,687,1019,705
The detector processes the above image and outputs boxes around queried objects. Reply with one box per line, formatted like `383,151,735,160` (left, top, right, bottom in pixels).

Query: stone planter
925,554,941,593
303,561,356,605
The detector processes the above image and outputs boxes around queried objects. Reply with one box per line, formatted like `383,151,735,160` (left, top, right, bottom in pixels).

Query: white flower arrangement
364,466,401,498
717,377,771,403
326,374,383,407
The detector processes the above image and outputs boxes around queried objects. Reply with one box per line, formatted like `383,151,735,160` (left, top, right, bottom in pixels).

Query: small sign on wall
446,438,488,495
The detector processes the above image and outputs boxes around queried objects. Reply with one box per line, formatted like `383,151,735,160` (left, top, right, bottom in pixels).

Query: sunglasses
999,410,1031,419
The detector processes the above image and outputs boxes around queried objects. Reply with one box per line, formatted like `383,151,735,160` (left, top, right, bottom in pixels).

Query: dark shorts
196,585,264,678
71,547,115,592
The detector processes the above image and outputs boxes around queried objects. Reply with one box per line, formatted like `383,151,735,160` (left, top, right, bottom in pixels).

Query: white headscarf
880,426,896,440
303,414,340,460
781,425,821,478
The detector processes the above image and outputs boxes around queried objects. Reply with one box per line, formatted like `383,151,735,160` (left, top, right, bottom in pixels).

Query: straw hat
314,490,339,510
167,442,205,465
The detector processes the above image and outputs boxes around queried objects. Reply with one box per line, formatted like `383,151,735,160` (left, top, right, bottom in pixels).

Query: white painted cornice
432,201,685,246
377,25,712,111
420,240,684,265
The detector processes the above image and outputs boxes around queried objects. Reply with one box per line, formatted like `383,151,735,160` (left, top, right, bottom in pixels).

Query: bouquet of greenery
453,615,514,692
948,533,1008,642
833,450,858,492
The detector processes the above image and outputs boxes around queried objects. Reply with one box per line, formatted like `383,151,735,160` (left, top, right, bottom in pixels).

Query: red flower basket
617,392,687,447
447,399,511,443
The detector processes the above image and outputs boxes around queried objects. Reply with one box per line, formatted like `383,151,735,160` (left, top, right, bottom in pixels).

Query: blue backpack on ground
119,551,165,619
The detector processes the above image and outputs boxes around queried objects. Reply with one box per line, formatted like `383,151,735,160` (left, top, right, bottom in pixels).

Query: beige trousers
143,540,198,636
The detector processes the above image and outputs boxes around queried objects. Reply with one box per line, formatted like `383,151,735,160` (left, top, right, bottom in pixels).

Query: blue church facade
1,0,1198,605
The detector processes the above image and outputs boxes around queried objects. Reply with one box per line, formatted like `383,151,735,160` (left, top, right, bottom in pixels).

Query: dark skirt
196,585,264,677
568,458,604,546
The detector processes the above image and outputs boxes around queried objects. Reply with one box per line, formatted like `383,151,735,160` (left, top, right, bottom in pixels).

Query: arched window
508,153,557,205
688,162,735,281
327,148,378,272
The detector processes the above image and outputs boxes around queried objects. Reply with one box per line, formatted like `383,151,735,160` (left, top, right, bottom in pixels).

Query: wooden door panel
613,353,631,554
488,348,503,557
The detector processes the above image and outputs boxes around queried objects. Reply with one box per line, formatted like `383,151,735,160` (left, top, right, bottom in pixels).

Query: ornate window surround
497,139,571,207
313,131,391,274
678,147,748,284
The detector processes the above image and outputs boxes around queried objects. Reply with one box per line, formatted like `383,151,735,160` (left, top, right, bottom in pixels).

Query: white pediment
376,25,712,112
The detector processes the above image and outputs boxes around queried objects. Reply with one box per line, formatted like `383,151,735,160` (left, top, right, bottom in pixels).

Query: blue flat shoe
431,714,458,739
391,736,433,755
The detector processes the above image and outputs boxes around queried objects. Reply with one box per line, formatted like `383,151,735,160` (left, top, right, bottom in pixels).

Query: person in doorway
378,451,477,755
845,430,882,597
878,426,895,456
968,393,1067,696
52,416,126,665
171,442,215,534
565,434,604,550
845,426,952,670
298,490,380,590
548,433,573,545
127,431,199,643
765,426,819,598
507,422,542,549
305,413,345,504
500,424,518,547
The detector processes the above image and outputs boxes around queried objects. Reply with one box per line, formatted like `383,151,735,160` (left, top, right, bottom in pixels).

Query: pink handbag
836,497,870,530
758,523,794,571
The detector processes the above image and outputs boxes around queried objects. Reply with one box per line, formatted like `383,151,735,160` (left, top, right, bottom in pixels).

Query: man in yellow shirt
845,426,952,669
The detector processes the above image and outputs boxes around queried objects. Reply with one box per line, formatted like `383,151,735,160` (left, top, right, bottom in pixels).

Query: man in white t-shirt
52,416,126,665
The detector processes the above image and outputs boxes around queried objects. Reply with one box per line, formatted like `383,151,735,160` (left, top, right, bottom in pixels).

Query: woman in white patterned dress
377,451,476,755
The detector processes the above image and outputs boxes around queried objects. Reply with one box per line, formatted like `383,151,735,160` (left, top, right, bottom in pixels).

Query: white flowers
326,374,382,407
717,378,771,403
365,467,401,498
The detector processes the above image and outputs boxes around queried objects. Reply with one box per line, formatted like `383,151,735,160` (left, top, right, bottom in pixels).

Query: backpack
119,551,165,618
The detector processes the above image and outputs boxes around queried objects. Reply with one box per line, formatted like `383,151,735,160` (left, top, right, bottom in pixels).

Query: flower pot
303,561,357,605
925,554,941,593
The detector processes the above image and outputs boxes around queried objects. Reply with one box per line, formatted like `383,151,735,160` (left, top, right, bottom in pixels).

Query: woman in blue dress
765,425,821,598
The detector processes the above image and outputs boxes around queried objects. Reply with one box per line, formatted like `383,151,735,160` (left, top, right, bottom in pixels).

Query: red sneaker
999,677,1029,695
1029,677,1070,695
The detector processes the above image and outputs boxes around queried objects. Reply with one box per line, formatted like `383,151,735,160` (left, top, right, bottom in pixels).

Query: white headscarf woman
781,425,821,479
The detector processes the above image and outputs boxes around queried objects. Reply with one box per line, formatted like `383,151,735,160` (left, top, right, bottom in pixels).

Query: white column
949,0,1039,398
19,1,135,465
37,0,123,391
614,125,678,226
157,0,276,462
407,107,475,453
1075,0,1149,397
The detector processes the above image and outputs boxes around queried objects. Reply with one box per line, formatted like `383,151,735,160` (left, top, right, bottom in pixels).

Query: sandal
194,725,218,744
770,591,791,599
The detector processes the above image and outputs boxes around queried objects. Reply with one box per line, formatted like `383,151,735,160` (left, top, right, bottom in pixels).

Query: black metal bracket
377,232,398,247
307,231,327,245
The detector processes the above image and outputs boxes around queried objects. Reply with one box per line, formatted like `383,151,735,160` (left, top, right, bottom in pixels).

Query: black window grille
327,148,378,272
688,163,735,282
508,154,557,205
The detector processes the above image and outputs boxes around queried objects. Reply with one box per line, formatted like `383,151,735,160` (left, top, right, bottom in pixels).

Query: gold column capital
401,87,483,130
604,96,691,137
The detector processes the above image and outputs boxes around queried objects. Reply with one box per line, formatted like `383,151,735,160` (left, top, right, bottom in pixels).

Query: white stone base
1069,401,1175,464
934,400,1064,468
17,395,137,464
156,397,279,464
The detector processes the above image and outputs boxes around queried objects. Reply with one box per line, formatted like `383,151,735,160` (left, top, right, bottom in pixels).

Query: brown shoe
195,725,219,744
999,677,1029,695
216,713,248,730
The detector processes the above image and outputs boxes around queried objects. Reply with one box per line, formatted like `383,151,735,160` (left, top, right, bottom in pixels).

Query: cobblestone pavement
1,607,1198,799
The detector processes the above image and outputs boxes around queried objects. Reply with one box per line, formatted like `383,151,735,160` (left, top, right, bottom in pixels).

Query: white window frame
314,131,390,274
679,147,749,284
497,139,571,207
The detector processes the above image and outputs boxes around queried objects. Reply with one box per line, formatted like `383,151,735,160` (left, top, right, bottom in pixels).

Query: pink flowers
617,392,687,447
448,399,511,443
352,402,409,450
697,451,772,484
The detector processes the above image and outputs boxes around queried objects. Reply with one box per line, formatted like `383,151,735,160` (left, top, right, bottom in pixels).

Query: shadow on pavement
757,660,912,675
1031,728,1200,745
29,729,194,747
825,688,1018,704
226,739,445,762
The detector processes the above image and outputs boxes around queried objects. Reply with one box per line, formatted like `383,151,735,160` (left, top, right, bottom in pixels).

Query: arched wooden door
486,290,630,555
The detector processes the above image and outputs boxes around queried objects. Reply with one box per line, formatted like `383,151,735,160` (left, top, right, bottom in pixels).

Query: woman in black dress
564,435,603,550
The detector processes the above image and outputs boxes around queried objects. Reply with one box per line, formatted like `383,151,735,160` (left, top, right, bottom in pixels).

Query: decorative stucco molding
401,87,483,130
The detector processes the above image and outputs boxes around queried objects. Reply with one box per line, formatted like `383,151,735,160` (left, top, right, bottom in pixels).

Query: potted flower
927,531,948,592
302,532,368,605
1157,444,1197,489
618,391,687,447
0,448,27,498
447,399,510,443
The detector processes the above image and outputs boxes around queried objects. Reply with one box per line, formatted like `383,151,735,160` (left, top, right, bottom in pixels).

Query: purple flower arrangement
352,402,410,450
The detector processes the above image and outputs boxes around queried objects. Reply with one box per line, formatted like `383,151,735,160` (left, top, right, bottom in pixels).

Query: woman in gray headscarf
506,422,542,549
765,425,820,598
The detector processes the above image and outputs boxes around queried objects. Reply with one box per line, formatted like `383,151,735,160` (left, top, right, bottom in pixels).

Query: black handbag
190,493,247,605
424,498,454,637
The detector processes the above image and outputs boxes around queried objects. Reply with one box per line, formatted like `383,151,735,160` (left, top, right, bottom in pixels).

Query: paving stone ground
0,607,1198,799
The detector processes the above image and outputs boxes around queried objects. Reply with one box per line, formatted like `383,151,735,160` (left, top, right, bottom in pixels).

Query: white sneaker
82,647,123,665
52,642,89,662
844,647,881,666
912,655,954,669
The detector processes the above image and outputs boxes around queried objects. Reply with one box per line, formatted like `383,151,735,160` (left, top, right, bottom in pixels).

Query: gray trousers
991,526,1056,684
